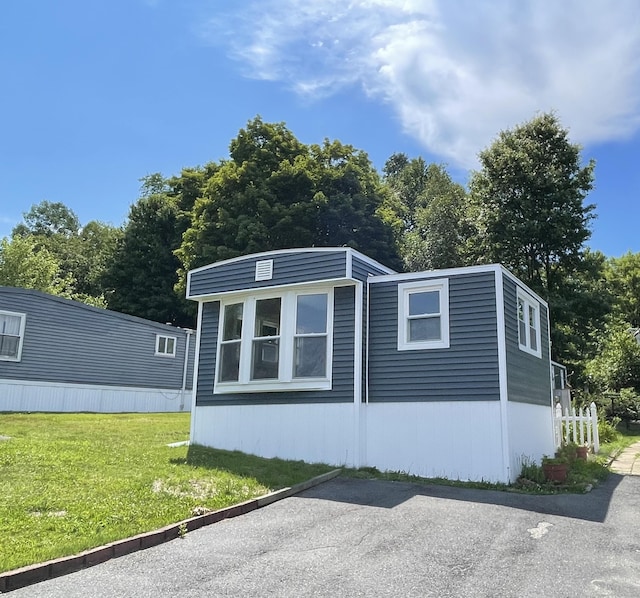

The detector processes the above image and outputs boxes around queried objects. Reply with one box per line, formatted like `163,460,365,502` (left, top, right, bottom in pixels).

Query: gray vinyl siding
503,275,552,405
351,255,395,282
350,256,393,401
195,285,356,406
0,288,194,389
367,272,500,402
189,250,348,297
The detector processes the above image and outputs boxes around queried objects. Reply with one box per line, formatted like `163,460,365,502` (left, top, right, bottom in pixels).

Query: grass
597,424,640,462
0,412,334,573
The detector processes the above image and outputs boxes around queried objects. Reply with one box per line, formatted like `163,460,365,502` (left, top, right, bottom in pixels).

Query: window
215,289,332,393
398,279,449,351
155,334,177,357
517,290,541,358
0,311,26,362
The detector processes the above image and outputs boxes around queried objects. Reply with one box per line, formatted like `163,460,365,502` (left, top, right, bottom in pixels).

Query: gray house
0,287,195,412
187,247,555,483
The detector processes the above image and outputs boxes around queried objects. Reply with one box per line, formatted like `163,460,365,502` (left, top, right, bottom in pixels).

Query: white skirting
0,379,190,413
192,400,553,483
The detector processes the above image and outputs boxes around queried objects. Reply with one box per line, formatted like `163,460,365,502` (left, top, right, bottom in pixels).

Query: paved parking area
9,474,640,598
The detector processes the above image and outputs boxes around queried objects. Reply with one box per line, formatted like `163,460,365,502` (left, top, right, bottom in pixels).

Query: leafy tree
586,321,640,394
13,201,80,238
469,113,597,365
104,175,196,326
12,201,121,301
606,252,640,328
177,117,400,278
381,154,469,271
469,112,595,298
0,236,71,294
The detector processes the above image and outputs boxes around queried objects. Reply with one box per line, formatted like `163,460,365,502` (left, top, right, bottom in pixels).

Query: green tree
469,113,597,365
177,117,400,278
12,201,121,301
469,112,595,297
381,155,469,271
0,236,71,294
104,175,195,326
606,251,640,328
586,321,640,393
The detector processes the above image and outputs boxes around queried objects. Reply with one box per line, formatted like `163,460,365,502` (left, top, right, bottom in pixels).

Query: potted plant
576,444,590,460
542,455,569,483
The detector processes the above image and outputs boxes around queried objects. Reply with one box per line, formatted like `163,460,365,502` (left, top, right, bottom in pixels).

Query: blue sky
1,0,639,258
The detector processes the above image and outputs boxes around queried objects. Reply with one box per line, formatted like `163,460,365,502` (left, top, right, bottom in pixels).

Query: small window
155,334,177,357
517,290,541,358
398,280,449,351
0,311,26,362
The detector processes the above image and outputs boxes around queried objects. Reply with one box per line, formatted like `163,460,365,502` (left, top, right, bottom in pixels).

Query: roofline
0,286,194,333
186,247,396,277
187,277,357,302
368,263,548,309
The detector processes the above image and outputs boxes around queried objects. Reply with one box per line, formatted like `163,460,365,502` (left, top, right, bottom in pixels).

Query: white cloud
202,0,640,167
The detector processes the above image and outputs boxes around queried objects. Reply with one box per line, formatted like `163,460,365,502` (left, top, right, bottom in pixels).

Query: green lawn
0,412,334,573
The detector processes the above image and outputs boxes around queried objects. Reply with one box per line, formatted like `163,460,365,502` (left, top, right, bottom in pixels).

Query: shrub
598,417,621,443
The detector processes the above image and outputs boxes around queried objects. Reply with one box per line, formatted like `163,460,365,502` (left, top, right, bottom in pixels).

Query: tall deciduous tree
104,175,195,327
469,112,595,298
0,236,70,294
381,154,469,271
469,113,598,365
606,251,640,328
176,117,400,279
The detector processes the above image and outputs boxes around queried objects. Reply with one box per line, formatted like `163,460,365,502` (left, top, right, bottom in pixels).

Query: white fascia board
187,277,358,302
346,248,397,275
370,263,502,284
498,266,548,309
187,247,351,277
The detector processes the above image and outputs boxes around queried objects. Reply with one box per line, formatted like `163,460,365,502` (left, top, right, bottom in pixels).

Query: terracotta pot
576,446,589,460
542,462,568,483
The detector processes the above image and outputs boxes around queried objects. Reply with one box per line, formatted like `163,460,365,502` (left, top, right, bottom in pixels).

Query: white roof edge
187,246,396,277
368,263,548,308
369,263,502,283
498,265,548,308
188,247,352,276
187,277,358,302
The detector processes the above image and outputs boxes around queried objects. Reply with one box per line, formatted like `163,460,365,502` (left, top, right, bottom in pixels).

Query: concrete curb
0,469,342,593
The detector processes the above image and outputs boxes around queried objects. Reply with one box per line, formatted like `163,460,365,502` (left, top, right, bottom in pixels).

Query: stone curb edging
0,469,342,594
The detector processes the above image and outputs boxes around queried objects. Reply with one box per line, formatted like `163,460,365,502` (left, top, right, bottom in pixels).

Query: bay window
215,289,333,393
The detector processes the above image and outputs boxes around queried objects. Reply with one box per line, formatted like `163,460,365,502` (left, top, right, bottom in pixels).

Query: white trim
353,280,363,468
346,247,396,275
155,334,177,357
499,266,548,308
214,288,334,394
189,302,204,441
516,288,542,359
0,310,27,362
188,246,395,277
397,279,450,351
495,269,512,482
188,277,354,302
371,263,502,284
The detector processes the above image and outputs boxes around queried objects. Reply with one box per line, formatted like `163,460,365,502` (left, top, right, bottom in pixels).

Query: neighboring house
186,247,555,484
0,287,195,412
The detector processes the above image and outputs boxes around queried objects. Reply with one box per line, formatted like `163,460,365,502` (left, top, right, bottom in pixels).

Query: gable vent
255,259,274,281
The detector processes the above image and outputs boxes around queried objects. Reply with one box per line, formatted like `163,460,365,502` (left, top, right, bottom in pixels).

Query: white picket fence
554,402,600,453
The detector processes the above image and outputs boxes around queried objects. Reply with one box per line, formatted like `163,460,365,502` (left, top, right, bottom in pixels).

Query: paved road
11,475,640,598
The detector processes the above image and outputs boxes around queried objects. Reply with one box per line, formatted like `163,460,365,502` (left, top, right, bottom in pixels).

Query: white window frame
397,279,450,351
517,289,542,358
0,310,27,362
155,334,177,357
215,288,334,394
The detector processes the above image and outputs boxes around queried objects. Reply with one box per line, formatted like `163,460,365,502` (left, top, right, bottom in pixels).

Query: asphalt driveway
10,475,640,597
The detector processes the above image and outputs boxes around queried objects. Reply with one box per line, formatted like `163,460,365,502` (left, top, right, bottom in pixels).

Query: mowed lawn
0,412,334,573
